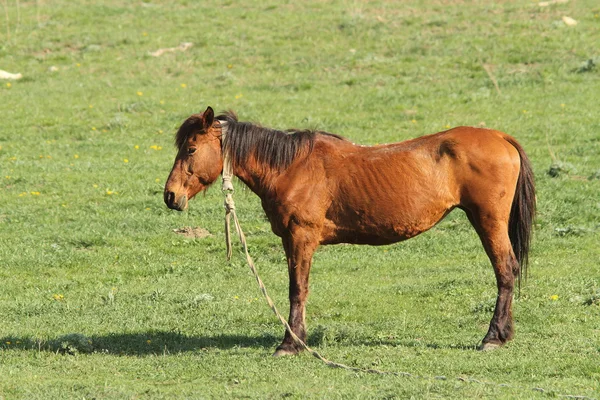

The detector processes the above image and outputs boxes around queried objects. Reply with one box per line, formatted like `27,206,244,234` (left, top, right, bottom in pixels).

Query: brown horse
164,106,535,355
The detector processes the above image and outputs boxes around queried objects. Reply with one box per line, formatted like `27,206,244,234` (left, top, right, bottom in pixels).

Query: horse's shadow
355,338,478,351
0,331,279,356
308,325,478,352
0,331,477,356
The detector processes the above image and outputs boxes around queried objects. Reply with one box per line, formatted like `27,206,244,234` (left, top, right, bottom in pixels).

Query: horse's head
164,106,223,211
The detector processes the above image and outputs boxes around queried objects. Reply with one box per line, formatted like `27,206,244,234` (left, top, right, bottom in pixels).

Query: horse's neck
231,157,278,199
219,121,264,197
219,120,285,199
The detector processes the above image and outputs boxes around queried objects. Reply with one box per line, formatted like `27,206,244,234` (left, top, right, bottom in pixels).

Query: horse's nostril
165,191,175,206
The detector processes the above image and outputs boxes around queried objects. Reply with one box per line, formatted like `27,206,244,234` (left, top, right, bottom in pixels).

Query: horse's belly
321,230,410,246
321,212,442,246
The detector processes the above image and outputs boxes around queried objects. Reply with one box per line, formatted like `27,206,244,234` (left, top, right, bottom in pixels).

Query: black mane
216,111,345,171
174,113,203,150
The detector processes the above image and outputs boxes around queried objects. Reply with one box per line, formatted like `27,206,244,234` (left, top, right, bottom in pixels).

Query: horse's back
320,126,519,200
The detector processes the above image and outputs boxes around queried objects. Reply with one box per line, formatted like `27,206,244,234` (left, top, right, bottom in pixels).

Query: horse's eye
188,147,196,155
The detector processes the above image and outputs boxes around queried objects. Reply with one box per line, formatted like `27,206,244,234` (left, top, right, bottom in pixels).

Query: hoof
272,348,298,357
478,342,501,351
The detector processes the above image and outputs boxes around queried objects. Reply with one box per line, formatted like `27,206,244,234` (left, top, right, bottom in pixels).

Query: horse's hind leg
466,209,519,350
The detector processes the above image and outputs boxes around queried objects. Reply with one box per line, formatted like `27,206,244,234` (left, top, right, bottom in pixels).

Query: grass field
1,0,599,398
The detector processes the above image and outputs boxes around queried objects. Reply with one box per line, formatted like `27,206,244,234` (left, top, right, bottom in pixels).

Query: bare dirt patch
173,227,212,239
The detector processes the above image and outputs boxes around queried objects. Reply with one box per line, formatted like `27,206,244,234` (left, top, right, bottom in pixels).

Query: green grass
1,0,599,398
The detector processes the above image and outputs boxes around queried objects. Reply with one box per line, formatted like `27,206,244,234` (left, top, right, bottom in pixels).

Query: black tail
505,137,536,289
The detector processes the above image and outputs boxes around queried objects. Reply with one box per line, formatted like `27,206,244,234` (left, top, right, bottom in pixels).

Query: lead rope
221,121,235,261
217,122,596,400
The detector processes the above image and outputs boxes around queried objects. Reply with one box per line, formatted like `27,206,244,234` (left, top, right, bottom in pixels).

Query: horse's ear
202,106,214,129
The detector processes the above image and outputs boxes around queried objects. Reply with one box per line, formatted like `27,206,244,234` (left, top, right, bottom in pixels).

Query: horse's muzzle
164,191,187,211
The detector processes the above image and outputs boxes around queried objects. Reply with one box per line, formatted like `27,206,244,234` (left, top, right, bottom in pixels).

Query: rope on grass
217,120,596,400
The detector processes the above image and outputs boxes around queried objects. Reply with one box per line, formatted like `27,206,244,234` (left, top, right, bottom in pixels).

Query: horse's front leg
273,231,319,356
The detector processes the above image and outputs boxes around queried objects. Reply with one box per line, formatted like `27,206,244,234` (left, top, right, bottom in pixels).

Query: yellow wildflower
124,159,129,163
137,91,143,96
550,295,559,301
